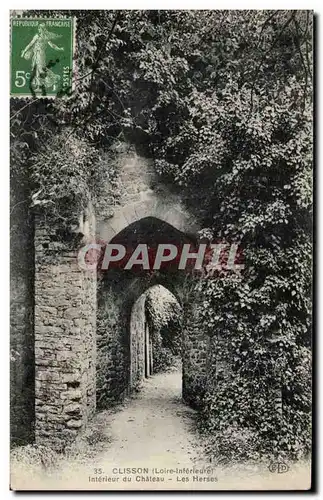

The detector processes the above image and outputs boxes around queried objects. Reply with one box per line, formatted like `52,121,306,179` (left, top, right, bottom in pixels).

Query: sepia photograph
9,8,313,491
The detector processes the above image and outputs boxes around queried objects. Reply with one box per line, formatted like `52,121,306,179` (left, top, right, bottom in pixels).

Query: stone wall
97,270,208,410
96,283,129,408
130,293,148,388
34,215,96,451
10,181,35,446
96,274,154,408
97,146,198,244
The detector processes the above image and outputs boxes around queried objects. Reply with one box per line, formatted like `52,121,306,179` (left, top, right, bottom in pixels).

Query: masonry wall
130,293,146,388
97,273,174,407
34,216,96,451
10,181,35,446
97,145,197,244
96,283,130,408
96,273,153,408
97,272,208,409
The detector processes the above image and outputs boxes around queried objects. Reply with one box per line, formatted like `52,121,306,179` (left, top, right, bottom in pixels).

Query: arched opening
129,285,182,393
96,216,193,408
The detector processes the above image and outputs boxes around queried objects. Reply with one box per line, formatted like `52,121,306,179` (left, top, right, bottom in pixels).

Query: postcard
10,9,313,491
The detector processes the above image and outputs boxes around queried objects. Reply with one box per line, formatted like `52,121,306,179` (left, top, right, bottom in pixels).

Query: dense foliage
11,10,312,462
145,285,182,372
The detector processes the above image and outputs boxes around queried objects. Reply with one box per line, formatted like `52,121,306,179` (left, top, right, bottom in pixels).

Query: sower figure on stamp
21,23,64,91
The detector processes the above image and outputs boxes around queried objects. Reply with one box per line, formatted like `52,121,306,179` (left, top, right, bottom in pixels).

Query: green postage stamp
10,18,75,97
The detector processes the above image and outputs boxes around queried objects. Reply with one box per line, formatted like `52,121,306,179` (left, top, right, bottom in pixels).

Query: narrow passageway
104,370,201,468
40,370,212,490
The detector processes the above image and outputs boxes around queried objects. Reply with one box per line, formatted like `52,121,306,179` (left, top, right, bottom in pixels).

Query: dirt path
44,370,212,490
96,370,203,469
11,370,311,490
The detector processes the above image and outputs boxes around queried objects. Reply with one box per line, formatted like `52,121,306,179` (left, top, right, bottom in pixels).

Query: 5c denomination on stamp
10,17,75,97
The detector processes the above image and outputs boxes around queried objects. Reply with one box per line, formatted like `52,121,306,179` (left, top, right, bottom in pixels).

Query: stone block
65,403,81,415
62,372,81,384
64,308,79,319
60,389,82,400
66,419,82,429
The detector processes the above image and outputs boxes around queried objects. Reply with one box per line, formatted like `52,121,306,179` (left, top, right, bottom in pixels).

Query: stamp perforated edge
10,12,77,100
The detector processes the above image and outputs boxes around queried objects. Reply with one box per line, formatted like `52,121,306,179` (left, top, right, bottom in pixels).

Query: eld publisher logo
268,462,289,474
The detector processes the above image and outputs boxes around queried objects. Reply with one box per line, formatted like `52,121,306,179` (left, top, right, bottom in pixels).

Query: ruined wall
10,182,35,446
34,215,96,451
96,274,154,408
96,283,129,409
130,293,147,388
97,274,169,406
97,271,208,409
95,146,201,405
97,145,198,244
26,145,205,450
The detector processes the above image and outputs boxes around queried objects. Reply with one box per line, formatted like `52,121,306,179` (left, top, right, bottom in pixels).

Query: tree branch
248,12,296,120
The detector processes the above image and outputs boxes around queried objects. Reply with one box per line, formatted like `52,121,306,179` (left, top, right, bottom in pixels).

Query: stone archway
95,216,190,409
28,148,208,451
95,146,199,245
129,284,182,393
98,197,198,244
31,214,208,450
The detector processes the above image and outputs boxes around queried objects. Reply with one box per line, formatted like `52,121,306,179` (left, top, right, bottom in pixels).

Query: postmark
10,17,75,97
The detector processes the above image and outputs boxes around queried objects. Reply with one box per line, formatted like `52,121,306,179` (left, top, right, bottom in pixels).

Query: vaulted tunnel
96,216,197,408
